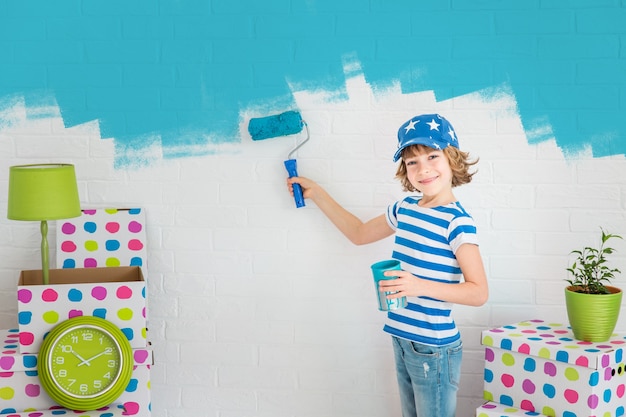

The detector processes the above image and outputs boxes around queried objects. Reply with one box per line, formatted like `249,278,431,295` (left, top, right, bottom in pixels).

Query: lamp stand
40,220,50,285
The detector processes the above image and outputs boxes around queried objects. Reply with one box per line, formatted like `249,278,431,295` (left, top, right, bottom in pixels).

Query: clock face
38,316,134,410
49,325,123,397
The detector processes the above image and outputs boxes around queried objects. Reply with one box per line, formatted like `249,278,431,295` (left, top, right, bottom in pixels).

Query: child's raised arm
287,176,394,245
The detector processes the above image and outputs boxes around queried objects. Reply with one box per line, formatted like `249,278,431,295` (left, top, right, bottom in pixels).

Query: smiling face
395,144,477,193
402,145,456,206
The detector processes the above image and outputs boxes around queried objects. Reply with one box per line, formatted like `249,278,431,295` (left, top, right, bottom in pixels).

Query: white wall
1,71,625,417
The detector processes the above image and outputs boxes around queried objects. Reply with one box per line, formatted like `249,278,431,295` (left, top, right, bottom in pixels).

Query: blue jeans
392,336,462,417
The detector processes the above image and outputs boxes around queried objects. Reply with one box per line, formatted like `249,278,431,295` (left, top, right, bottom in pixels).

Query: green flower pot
565,285,623,342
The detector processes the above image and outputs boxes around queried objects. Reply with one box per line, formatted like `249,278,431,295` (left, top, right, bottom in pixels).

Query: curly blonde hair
395,144,478,192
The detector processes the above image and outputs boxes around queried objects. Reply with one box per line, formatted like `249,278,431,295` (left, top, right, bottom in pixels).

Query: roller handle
284,159,305,208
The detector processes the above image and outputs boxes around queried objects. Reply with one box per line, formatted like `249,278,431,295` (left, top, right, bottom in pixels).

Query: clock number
94,380,102,389
104,371,112,379
105,347,113,355
59,369,67,377
68,378,76,386
80,384,89,393
55,357,65,365
61,344,72,353
82,332,93,342
107,359,117,368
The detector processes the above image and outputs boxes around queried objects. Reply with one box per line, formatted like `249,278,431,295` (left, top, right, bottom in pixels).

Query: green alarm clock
38,316,134,411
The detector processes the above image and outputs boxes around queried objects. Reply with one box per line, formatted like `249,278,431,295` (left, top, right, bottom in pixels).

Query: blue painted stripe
387,312,456,332
398,206,450,229
0,0,624,165
394,236,454,258
396,222,449,245
449,224,477,242
404,301,452,317
383,325,460,346
392,250,462,275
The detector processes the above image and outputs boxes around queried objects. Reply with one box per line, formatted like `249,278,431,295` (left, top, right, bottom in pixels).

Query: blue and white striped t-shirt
384,196,479,346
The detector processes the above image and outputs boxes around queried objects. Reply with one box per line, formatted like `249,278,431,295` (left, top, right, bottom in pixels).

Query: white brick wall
2,42,626,417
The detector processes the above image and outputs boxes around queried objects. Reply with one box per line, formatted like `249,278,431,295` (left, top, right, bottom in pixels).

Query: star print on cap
393,113,459,162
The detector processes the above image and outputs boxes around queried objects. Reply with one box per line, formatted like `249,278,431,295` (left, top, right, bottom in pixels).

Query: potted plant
564,228,623,342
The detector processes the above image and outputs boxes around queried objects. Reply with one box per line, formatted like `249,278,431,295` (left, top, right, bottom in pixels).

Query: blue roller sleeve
248,111,304,140
284,159,305,208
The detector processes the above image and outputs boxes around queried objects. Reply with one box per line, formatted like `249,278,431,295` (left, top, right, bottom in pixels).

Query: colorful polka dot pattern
0,406,125,417
17,273,147,353
8,209,151,415
477,401,547,416
1,329,152,416
57,209,146,271
482,320,626,417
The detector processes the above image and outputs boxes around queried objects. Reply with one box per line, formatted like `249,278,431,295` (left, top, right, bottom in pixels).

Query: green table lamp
7,164,81,285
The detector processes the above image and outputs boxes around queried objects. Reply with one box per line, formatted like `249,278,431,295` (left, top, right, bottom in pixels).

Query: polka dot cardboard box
482,319,626,417
57,208,147,271
0,328,152,416
0,405,125,417
17,266,147,354
476,401,549,416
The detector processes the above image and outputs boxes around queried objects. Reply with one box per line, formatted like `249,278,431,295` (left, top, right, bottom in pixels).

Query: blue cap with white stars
393,114,459,162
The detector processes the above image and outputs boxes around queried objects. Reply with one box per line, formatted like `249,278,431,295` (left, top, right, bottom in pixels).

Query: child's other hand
379,270,423,299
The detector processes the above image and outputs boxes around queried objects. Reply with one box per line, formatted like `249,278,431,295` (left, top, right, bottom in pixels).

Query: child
286,113,488,417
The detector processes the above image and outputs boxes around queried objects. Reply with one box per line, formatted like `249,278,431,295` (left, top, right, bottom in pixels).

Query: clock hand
69,348,89,365
77,350,107,367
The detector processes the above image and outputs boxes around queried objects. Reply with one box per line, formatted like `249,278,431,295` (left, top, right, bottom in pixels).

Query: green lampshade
8,164,81,221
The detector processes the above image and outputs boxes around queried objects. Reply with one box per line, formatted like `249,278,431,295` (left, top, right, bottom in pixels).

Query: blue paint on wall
0,0,624,163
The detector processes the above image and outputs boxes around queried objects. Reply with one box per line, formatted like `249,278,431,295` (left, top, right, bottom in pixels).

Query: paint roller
248,110,310,208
